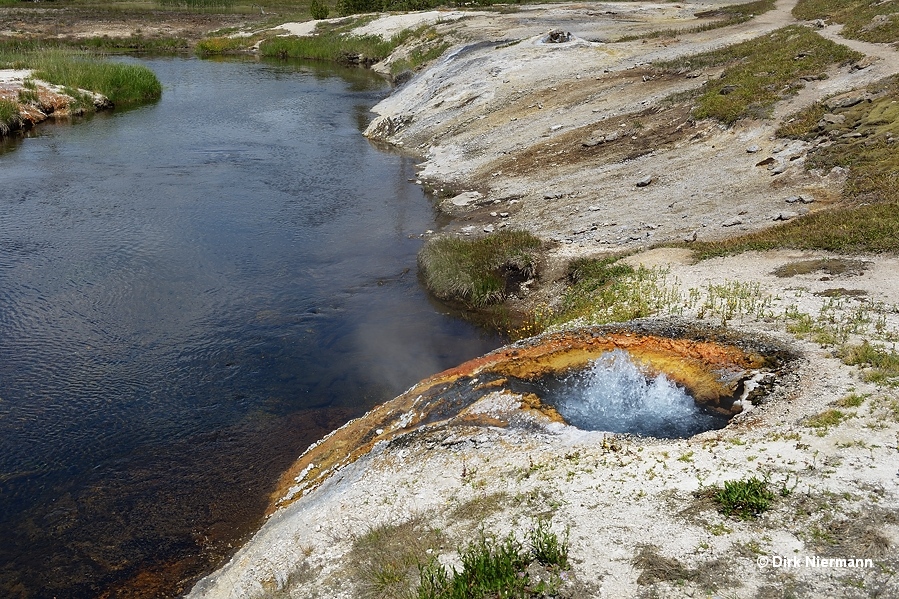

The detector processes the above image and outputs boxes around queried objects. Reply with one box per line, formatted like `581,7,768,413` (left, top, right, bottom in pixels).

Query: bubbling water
552,350,728,438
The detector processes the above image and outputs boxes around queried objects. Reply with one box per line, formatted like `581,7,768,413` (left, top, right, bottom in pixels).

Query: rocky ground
186,2,899,599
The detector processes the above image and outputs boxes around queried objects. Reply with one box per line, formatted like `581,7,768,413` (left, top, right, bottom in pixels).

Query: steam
554,350,725,438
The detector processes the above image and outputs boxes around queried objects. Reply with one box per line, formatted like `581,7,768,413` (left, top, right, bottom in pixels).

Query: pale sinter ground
188,2,899,598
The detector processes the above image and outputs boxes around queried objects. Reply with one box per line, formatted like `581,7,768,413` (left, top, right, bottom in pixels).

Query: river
0,56,501,598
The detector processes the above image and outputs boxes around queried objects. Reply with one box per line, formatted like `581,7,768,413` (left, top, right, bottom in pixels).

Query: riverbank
186,1,899,598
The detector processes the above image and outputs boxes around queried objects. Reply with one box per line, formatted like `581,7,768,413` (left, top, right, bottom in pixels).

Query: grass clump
656,25,861,124
840,341,899,385
793,0,899,44
417,523,571,599
32,54,162,106
712,477,775,519
196,36,254,55
0,99,23,136
805,408,851,433
418,229,542,308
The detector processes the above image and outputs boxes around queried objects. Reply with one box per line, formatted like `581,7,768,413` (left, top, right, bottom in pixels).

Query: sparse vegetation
615,0,776,42
793,0,899,44
840,341,899,385
418,230,542,308
417,523,571,599
656,26,862,124
805,408,851,432
688,75,899,258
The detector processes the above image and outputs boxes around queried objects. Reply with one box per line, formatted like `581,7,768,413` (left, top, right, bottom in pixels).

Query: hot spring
534,349,730,438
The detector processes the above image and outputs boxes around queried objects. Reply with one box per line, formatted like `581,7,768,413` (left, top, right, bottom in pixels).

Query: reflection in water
0,57,501,598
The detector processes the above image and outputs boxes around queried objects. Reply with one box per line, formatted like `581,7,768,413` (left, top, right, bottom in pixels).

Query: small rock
755,157,776,167
483,224,495,233
604,131,620,142
460,225,475,234
684,230,698,242
771,162,788,175
550,124,563,132
588,205,601,211
819,113,846,125
722,217,743,227
581,137,604,147
785,195,802,204
636,176,653,187
499,212,509,218
685,70,702,79
545,29,571,43
489,211,498,217
774,211,798,221
450,191,483,207
825,91,869,110
746,144,760,153
719,84,739,95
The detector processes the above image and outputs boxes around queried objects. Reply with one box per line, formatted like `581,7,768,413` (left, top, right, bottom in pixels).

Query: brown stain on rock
268,325,782,514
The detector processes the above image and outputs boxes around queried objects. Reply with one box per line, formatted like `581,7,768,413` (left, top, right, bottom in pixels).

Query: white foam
555,350,723,438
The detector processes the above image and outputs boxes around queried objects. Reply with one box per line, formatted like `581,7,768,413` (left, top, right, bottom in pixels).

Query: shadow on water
0,56,502,598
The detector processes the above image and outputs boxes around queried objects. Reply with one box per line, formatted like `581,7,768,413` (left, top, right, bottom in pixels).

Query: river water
0,57,501,598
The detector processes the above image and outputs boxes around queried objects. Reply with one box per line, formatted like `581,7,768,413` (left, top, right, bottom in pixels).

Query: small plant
310,0,330,20
840,341,899,386
712,477,775,519
528,520,570,570
416,524,571,599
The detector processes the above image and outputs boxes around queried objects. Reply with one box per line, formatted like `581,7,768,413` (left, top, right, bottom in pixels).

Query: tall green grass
0,48,162,107
0,99,23,135
259,32,397,63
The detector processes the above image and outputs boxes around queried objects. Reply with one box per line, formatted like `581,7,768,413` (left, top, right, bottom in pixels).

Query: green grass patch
840,341,899,385
615,0,775,42
548,257,682,327
656,25,861,124
805,408,851,431
794,0,899,44
157,0,237,10
259,31,398,63
712,477,775,519
0,46,162,107
196,35,254,55
417,523,570,599
418,229,542,308
32,53,162,106
349,515,445,599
